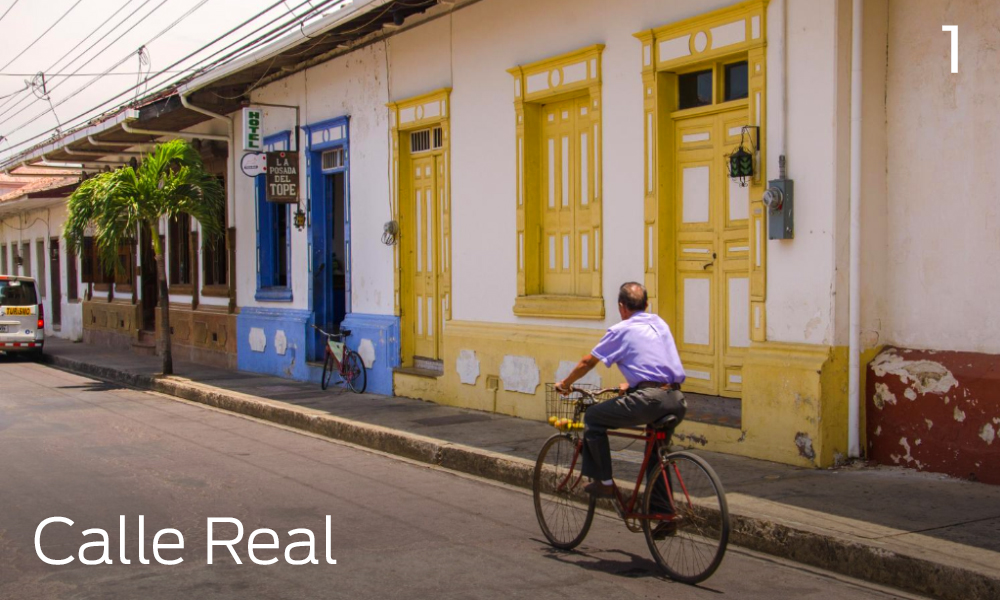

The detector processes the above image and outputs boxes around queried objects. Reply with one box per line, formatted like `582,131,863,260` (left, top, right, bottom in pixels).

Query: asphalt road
0,358,922,600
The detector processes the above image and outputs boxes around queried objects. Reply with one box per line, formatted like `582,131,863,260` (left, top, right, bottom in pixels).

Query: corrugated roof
0,175,78,204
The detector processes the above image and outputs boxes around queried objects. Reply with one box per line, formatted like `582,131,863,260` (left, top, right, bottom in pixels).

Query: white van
0,276,44,358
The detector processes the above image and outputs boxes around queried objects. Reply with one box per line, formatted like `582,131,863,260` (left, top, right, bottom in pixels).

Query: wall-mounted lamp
727,126,758,188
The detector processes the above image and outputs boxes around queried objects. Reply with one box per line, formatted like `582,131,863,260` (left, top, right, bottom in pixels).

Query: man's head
617,282,648,319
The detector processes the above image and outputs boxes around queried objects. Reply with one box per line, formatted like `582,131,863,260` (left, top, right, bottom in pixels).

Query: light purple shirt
590,312,686,388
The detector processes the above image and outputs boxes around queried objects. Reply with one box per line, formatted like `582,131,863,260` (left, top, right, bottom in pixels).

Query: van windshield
0,280,38,306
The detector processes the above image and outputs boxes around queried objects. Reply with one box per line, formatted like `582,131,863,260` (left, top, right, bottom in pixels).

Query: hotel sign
242,107,263,151
265,151,299,203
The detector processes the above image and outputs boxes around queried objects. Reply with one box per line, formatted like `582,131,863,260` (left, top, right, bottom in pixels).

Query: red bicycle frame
559,427,680,523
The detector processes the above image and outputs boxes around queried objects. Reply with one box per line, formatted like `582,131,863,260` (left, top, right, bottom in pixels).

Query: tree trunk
149,223,172,375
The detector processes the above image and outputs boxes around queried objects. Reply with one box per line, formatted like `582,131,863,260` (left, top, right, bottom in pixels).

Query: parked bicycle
311,324,367,393
533,384,730,584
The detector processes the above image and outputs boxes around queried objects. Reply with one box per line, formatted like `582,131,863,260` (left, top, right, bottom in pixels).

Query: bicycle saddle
651,414,678,430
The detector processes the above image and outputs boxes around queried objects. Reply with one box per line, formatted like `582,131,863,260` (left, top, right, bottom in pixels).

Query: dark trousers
581,387,686,512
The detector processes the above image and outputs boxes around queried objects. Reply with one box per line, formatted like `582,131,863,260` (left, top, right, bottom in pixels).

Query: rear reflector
0,343,36,348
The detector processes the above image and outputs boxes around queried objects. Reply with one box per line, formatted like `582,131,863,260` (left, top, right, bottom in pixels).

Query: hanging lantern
294,205,306,231
727,126,757,188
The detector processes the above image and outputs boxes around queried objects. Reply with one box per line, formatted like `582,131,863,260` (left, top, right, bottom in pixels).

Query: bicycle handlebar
561,386,621,398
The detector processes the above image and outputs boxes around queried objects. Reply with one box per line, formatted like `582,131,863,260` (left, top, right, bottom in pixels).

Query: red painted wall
866,347,1000,485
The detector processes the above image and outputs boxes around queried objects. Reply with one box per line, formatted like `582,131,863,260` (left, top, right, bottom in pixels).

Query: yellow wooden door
540,96,594,296
673,107,751,398
410,154,441,360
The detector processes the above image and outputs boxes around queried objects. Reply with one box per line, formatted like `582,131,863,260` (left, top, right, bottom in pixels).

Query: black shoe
651,520,677,540
583,480,615,498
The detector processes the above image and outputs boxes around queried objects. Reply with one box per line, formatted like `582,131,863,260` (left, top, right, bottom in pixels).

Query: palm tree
64,139,225,375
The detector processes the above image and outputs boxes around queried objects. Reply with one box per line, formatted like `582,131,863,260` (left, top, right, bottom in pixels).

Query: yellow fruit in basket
548,416,557,425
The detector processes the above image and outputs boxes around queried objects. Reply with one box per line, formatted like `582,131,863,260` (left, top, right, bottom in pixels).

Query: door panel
673,107,750,398
410,154,440,360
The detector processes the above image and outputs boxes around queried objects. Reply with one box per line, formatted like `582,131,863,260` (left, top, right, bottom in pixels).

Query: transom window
677,59,749,110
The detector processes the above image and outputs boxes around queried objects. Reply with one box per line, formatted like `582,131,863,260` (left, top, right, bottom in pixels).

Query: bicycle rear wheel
321,353,334,390
642,451,729,584
343,349,367,393
533,434,595,550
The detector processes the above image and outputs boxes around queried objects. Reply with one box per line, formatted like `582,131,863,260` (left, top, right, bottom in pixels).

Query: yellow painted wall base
393,321,852,468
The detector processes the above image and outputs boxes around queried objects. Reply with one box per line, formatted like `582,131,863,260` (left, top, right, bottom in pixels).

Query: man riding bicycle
555,282,686,536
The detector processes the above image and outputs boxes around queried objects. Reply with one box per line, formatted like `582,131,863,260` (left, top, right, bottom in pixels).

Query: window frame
255,130,293,302
509,44,606,319
201,172,230,296
168,214,193,292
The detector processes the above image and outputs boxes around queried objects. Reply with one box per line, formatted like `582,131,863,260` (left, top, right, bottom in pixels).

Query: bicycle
533,384,730,584
311,324,367,393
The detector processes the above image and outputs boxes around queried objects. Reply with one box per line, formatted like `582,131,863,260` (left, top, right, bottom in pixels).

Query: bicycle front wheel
343,350,367,393
642,451,729,584
533,434,595,550
321,353,334,390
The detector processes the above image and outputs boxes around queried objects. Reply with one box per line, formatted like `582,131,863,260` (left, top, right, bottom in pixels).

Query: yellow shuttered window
510,45,605,319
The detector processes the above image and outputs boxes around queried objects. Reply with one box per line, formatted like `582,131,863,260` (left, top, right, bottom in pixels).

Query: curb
45,353,1000,600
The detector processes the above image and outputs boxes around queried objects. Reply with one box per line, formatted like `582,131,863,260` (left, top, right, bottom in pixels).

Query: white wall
243,42,393,315
764,0,843,346
881,0,1000,353
0,201,84,340
239,0,848,347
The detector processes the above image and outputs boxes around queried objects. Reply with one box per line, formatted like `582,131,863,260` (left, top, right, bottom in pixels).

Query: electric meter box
764,178,794,240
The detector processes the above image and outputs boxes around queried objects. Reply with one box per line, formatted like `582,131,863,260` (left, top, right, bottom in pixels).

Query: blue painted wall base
237,307,314,381
237,308,399,396
338,312,400,396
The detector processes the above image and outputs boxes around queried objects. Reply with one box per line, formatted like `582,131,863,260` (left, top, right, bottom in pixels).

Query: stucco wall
883,0,1000,353
764,0,844,346
0,201,84,341
243,43,393,316
235,0,848,349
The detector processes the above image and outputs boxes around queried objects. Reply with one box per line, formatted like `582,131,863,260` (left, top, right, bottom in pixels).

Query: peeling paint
274,330,288,356
924,419,933,430
873,382,897,409
499,355,540,395
871,349,959,395
358,338,376,368
249,328,267,353
904,388,917,401
456,349,480,386
675,432,708,446
954,406,966,422
980,423,995,445
794,432,815,460
874,425,882,436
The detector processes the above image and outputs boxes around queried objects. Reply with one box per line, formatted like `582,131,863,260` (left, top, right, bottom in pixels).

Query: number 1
943,25,958,73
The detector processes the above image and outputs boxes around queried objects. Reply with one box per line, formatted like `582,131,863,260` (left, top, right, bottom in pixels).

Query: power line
0,0,173,128
0,71,192,76
0,0,20,27
4,0,353,158
0,0,85,72
0,0,155,118
0,0,320,155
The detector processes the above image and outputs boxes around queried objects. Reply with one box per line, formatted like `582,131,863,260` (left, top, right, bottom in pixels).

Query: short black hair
618,282,648,312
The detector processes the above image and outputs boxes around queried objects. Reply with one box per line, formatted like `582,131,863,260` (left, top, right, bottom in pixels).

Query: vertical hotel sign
242,107,263,151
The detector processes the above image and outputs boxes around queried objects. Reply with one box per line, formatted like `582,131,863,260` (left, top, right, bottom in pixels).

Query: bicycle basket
544,383,617,432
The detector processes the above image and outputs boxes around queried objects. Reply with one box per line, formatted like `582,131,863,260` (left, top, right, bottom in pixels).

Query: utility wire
0,0,319,154
0,0,20,27
0,0,85,72
0,0,156,119
0,71,191,76
0,0,141,113
0,0,175,128
4,0,352,158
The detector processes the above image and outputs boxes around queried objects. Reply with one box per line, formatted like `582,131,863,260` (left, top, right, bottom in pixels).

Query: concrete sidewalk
33,338,1000,600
